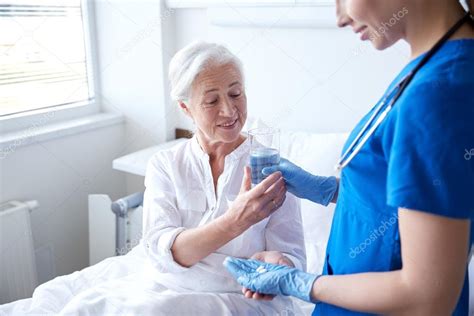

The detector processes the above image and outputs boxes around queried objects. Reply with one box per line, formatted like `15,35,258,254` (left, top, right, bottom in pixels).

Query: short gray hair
168,41,244,103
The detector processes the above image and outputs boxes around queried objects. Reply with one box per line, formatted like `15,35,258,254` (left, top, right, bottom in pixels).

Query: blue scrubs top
314,39,474,316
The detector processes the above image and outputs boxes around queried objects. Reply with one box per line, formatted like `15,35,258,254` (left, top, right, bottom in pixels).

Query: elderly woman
135,41,307,314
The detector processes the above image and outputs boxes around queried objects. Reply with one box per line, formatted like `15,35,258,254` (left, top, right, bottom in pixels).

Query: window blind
0,0,92,117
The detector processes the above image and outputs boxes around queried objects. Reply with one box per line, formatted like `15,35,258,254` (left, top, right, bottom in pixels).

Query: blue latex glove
262,158,337,206
224,257,318,303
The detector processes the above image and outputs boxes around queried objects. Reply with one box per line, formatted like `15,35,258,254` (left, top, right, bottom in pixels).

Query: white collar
191,134,249,162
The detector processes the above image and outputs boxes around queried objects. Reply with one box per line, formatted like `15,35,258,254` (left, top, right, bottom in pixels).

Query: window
0,0,94,117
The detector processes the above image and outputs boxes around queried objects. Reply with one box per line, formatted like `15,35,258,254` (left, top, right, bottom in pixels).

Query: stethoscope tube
336,12,474,171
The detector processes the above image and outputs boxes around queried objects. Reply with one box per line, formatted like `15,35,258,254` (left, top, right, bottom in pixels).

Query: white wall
0,123,127,287
164,5,411,134
93,0,174,193
93,0,171,148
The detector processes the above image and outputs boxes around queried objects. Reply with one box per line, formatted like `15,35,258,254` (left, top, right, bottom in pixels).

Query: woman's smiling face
181,62,247,144
336,0,408,50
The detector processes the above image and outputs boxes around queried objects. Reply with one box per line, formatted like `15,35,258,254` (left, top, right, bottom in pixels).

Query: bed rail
111,192,144,255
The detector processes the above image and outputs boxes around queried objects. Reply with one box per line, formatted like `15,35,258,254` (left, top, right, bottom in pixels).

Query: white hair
168,41,244,103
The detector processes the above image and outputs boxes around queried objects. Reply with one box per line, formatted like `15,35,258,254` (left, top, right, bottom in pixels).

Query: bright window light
0,0,93,117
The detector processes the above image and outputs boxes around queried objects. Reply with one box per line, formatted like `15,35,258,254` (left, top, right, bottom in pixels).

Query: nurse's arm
311,208,470,315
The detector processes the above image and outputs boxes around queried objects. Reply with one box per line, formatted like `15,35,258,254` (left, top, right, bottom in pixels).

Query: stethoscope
336,11,474,171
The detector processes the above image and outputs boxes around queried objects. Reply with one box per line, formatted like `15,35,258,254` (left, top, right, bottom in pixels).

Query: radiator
0,200,38,304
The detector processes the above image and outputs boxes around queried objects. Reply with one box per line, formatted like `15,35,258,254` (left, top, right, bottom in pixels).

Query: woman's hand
224,166,286,233
262,158,338,206
242,251,294,301
170,167,285,268
251,251,295,267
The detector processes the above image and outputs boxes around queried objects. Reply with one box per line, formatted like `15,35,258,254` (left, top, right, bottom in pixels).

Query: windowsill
0,112,124,150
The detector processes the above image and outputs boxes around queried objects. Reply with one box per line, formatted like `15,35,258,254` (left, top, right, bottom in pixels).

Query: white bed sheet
0,244,312,316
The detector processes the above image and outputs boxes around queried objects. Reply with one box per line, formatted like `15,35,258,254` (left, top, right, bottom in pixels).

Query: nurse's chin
370,36,399,51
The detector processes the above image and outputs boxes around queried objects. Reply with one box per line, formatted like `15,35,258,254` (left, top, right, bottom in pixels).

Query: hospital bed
1,125,472,315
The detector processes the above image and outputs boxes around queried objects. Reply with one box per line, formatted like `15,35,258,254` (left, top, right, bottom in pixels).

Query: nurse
225,0,474,315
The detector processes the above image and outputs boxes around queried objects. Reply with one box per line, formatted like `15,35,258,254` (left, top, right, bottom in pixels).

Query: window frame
0,0,102,134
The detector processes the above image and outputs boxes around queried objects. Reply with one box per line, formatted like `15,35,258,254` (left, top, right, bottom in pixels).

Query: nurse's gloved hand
262,158,337,206
223,257,318,303
241,251,295,301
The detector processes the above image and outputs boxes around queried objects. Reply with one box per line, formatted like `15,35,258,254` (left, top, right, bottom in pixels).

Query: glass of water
248,127,280,185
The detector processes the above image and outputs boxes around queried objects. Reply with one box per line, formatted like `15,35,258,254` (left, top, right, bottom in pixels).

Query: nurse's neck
404,1,474,59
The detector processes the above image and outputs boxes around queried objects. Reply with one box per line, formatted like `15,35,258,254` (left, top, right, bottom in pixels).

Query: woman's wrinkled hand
242,251,294,301
224,166,286,234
